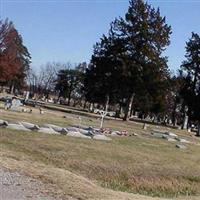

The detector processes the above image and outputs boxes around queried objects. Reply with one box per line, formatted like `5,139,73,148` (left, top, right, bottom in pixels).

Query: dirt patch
0,168,65,200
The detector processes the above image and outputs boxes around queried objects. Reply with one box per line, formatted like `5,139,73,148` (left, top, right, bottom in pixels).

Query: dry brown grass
0,103,200,199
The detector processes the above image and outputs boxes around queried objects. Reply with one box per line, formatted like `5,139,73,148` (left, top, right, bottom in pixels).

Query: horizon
1,0,200,73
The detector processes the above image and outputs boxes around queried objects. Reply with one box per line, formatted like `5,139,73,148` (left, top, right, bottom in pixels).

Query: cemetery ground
0,102,200,200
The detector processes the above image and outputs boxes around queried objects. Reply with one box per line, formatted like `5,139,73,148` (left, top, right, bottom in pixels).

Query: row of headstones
150,129,192,149
0,120,111,141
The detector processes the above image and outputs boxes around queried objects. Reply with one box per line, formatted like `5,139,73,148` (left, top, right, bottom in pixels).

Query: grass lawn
0,103,200,199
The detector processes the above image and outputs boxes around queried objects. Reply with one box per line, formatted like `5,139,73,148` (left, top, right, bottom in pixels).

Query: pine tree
55,68,83,106
84,35,123,108
85,0,171,119
111,0,171,120
111,0,172,120
181,32,200,135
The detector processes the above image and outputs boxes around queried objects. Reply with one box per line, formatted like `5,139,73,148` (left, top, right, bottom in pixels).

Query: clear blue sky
1,0,200,73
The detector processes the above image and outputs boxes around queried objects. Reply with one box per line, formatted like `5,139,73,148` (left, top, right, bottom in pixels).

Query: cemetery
1,0,200,199
0,95,200,199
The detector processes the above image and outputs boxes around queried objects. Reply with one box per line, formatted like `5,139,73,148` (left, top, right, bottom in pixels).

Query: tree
84,35,123,110
85,0,171,120
111,0,171,120
0,18,31,91
181,32,200,135
26,62,63,99
55,63,85,106
26,68,38,96
163,71,185,126
73,62,87,106
37,62,59,97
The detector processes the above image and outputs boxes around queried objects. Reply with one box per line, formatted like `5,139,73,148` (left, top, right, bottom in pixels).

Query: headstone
25,91,30,101
20,122,39,131
175,138,190,143
43,124,67,134
6,123,31,131
67,127,79,132
67,131,91,139
22,108,28,112
79,128,94,137
143,123,147,130
39,108,44,114
176,144,187,149
0,119,8,126
11,99,22,108
131,133,138,136
183,115,188,129
10,99,22,111
165,132,177,138
111,131,121,136
187,128,191,132
167,138,176,142
93,134,111,141
151,129,166,138
89,103,94,112
4,100,11,110
38,127,59,134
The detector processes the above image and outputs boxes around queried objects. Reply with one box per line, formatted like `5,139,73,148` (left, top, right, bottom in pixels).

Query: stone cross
99,110,108,128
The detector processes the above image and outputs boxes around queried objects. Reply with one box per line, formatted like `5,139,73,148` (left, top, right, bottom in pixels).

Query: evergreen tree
85,0,171,120
84,35,123,108
111,0,171,120
55,67,84,106
181,32,200,135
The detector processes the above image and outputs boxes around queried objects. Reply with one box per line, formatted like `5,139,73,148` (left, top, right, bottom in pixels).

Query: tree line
0,0,199,134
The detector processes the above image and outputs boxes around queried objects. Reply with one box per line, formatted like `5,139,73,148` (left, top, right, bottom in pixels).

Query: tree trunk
119,103,122,117
182,115,189,129
67,91,72,106
10,83,15,94
0,85,3,92
89,102,94,112
172,99,177,126
73,99,76,107
130,106,134,117
115,103,122,118
105,94,110,112
123,93,134,121
196,122,200,137
83,99,87,109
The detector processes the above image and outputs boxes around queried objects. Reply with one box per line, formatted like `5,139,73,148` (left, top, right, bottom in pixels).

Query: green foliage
181,32,200,122
84,0,172,118
55,64,85,105
84,35,122,104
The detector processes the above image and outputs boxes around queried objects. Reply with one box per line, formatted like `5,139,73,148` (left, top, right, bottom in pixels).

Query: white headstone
183,115,188,129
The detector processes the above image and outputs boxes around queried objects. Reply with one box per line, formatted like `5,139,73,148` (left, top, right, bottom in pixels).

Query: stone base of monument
176,144,187,149
9,107,22,112
0,119,8,127
20,122,40,131
43,124,68,134
151,129,191,144
0,118,112,141
67,131,91,139
37,127,60,135
7,123,31,131
93,134,112,141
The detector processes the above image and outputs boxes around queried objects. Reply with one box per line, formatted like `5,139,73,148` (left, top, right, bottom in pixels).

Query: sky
1,0,200,73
